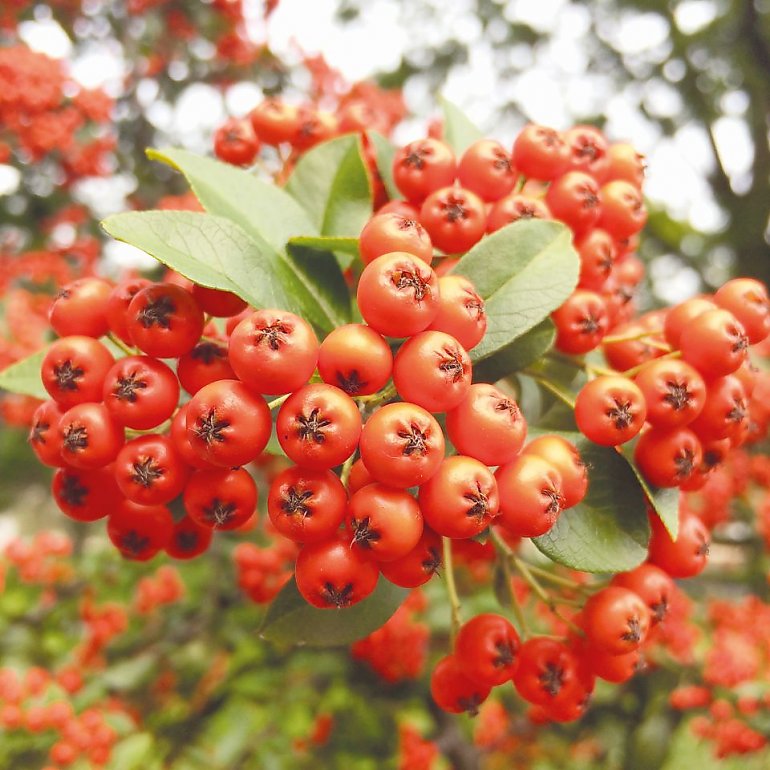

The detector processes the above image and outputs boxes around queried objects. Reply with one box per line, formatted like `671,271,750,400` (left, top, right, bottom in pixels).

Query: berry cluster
19,110,770,739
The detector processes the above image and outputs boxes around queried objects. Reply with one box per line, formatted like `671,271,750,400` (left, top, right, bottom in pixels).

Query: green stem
107,332,136,357
490,529,583,636
339,453,355,489
356,381,397,410
603,328,664,345
267,393,291,411
524,563,592,593
546,352,615,378
495,540,530,638
522,369,576,409
623,350,681,378
511,553,583,635
442,537,462,642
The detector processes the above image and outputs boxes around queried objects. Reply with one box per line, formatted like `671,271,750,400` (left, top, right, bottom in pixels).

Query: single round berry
419,185,486,254
582,586,651,656
107,500,174,561
356,251,440,338
574,376,647,446
276,383,362,470
126,283,204,358
634,359,706,429
648,509,710,579
186,379,271,467
679,308,749,379
58,402,124,470
347,483,423,562
392,330,472,413
49,277,112,338
317,324,392,396
379,527,443,588
392,138,457,203
418,455,499,539
229,309,319,395
486,193,551,233
430,654,491,716
359,402,445,488
103,355,179,430
184,467,257,530
359,212,433,265
295,535,380,609
512,125,569,181
634,427,703,488
427,275,487,351
455,613,521,687
267,466,348,544
495,454,565,538
457,139,517,202
446,383,527,466
552,290,609,355
42,336,115,409
114,434,188,506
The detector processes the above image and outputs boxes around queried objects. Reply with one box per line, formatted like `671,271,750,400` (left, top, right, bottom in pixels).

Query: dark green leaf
285,241,353,325
453,219,579,366
620,441,680,539
146,147,318,250
285,134,372,237
367,130,400,200
440,96,484,155
287,235,360,256
533,432,651,572
492,562,514,611
102,210,348,332
472,318,556,382
0,348,47,399
260,576,408,646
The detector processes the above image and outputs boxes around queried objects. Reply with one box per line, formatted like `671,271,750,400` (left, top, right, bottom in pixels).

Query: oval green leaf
368,130,401,200
146,147,318,250
452,218,580,365
532,432,651,573
472,318,556,383
440,96,484,155
620,441,680,539
102,210,350,333
285,134,372,238
287,235,360,257
0,348,48,399
260,576,408,647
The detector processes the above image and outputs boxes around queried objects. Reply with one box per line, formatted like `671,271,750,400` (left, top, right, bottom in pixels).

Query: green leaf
0,348,47,399
367,130,400,200
285,134,372,237
287,235,360,257
285,241,353,325
100,653,156,690
109,734,154,770
102,210,348,333
472,318,556,382
620,441,680,539
146,147,318,251
533,432,651,572
260,576,408,646
440,96,484,155
453,219,580,366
